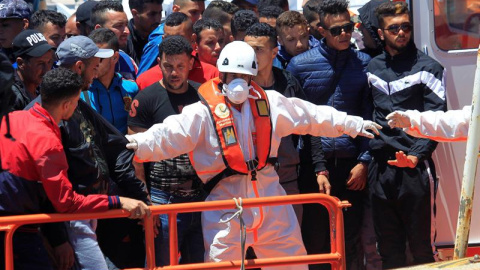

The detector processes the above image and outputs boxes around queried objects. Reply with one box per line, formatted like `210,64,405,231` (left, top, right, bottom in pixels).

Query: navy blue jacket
287,39,372,172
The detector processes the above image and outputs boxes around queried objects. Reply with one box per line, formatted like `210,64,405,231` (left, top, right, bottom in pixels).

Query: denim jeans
67,219,109,270
0,230,53,270
152,189,205,267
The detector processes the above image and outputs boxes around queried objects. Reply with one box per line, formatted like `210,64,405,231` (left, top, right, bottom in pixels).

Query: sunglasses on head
327,22,354,37
384,23,412,35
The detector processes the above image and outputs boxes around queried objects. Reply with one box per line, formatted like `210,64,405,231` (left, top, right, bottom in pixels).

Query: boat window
434,0,480,51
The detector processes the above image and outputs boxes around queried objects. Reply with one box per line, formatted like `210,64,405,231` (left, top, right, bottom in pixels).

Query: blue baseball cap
0,0,32,20
56,35,114,65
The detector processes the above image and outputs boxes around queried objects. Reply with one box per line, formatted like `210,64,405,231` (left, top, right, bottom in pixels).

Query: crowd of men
0,0,447,269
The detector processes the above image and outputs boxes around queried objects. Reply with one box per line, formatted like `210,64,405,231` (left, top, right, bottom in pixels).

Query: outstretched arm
125,103,205,162
386,106,470,142
268,92,381,139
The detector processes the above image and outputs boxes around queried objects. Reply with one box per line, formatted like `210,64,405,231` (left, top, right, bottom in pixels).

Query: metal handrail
0,193,350,270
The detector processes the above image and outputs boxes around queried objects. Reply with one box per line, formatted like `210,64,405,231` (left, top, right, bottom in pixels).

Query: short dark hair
245,22,277,48
158,35,193,59
258,0,289,11
30,10,67,30
173,0,205,6
258,5,284,20
40,68,82,107
276,11,307,31
193,18,223,43
303,0,323,24
231,10,258,38
129,0,163,13
318,0,349,27
89,28,119,51
203,1,238,26
375,1,410,28
91,1,124,27
205,1,239,15
165,12,190,27
203,8,231,27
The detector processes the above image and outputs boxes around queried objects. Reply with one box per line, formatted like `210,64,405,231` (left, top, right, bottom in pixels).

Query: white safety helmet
217,41,258,76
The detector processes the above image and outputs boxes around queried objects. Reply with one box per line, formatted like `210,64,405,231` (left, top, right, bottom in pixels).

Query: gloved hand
359,120,382,139
125,135,138,151
386,111,411,129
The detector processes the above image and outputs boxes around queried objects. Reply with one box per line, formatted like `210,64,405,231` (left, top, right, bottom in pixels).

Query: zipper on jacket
387,81,393,110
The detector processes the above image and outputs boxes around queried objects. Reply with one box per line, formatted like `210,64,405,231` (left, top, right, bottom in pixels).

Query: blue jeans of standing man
152,189,205,267
67,219,109,270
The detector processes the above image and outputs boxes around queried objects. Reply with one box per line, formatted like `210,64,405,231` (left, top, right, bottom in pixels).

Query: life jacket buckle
246,159,258,172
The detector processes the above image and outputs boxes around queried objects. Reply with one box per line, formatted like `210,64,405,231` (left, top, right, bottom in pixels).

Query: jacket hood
358,0,388,52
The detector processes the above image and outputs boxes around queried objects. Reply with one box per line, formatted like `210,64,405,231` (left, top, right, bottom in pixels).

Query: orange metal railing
0,193,350,270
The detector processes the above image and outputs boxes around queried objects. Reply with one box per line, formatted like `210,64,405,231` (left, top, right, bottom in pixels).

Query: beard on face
80,69,93,91
164,78,184,91
385,32,410,54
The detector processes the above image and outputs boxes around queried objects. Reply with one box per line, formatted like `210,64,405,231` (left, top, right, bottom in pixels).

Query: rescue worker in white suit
125,41,381,269
383,107,470,167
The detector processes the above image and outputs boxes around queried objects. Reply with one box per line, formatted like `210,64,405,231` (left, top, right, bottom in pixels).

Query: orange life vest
197,78,273,175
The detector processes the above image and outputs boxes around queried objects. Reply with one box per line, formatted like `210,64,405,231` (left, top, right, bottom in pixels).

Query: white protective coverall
128,90,366,269
400,106,470,142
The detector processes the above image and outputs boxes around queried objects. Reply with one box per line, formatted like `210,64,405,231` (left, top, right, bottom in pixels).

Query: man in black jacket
244,22,306,224
367,2,446,269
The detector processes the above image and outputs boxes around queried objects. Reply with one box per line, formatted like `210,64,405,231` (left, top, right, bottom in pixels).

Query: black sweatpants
300,158,364,270
369,157,437,269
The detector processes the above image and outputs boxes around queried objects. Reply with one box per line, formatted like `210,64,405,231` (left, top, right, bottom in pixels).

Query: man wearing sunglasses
367,2,446,269
287,1,372,269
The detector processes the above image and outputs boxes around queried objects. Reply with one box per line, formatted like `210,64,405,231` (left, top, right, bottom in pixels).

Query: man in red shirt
136,12,218,90
0,67,150,269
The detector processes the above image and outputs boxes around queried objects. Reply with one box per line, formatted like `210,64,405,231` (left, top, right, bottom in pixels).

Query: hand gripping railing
0,193,350,270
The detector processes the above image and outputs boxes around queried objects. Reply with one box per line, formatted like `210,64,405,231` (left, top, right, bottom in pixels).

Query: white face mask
223,78,250,104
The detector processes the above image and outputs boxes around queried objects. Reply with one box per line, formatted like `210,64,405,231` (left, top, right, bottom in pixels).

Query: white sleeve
404,105,471,142
127,102,207,161
268,91,364,138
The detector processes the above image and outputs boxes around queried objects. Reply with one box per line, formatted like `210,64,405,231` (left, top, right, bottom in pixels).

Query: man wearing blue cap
0,0,32,62
55,35,114,89
10,29,54,110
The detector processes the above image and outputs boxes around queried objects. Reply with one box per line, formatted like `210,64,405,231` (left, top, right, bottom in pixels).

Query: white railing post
454,45,480,259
